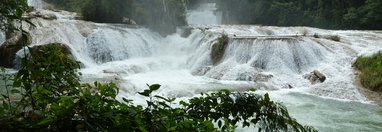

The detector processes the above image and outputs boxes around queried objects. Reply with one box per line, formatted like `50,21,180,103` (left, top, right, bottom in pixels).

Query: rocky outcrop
122,17,137,25
236,71,273,82
0,32,31,68
211,34,229,65
303,70,326,84
24,10,57,20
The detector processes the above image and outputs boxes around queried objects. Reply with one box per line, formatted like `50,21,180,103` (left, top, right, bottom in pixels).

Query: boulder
211,34,229,65
303,70,326,84
122,17,137,25
24,10,57,20
0,32,31,68
236,71,273,82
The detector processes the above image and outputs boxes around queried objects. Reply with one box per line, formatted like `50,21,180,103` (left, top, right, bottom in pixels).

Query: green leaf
36,118,55,126
149,84,161,91
1,94,9,99
11,89,21,94
154,95,169,102
249,88,257,92
169,126,177,131
16,9,23,18
139,126,148,132
122,97,131,103
138,90,151,97
179,101,189,106
203,121,214,130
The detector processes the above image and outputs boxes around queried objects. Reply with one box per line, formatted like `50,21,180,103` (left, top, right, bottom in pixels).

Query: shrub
354,52,382,92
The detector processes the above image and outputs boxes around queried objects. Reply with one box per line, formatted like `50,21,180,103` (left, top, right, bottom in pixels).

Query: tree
361,0,382,29
0,0,30,36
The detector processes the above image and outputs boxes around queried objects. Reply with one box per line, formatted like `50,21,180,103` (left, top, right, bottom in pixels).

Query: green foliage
0,0,30,32
187,90,316,132
13,43,80,110
354,52,382,92
215,0,382,30
45,0,187,35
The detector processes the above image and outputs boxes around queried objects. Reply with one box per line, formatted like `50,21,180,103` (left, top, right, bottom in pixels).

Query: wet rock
211,34,229,65
24,10,57,20
303,70,326,84
0,32,31,68
236,71,273,82
122,17,137,25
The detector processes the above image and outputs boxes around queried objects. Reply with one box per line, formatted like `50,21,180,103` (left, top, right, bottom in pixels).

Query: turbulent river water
20,1,382,131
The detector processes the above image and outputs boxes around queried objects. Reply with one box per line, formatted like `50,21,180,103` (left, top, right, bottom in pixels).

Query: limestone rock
304,70,326,84
211,35,229,65
236,71,273,82
0,32,31,68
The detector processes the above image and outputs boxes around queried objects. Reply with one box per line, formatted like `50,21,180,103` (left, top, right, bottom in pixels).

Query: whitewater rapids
20,1,382,131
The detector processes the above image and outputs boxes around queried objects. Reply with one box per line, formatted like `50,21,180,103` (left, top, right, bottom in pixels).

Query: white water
186,3,221,25
28,0,45,9
22,2,382,131
0,32,5,46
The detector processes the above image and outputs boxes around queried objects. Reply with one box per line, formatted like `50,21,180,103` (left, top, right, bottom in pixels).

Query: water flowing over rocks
12,1,382,131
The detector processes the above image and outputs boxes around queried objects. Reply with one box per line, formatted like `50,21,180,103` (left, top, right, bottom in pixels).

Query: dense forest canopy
215,0,382,30
45,0,187,35
44,0,382,32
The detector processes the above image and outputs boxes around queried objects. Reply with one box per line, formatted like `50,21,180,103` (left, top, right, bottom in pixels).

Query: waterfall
16,3,382,131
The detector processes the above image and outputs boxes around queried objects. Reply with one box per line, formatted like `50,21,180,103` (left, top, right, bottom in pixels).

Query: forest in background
44,0,187,35
215,0,382,30
44,0,382,31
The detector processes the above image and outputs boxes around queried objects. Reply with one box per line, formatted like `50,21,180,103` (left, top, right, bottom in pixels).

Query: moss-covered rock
354,52,382,92
211,34,229,65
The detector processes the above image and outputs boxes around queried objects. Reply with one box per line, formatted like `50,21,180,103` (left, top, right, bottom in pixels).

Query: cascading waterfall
15,2,382,131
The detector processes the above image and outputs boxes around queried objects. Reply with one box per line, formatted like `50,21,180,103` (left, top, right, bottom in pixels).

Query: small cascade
24,18,164,67
85,28,160,64
221,38,325,74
